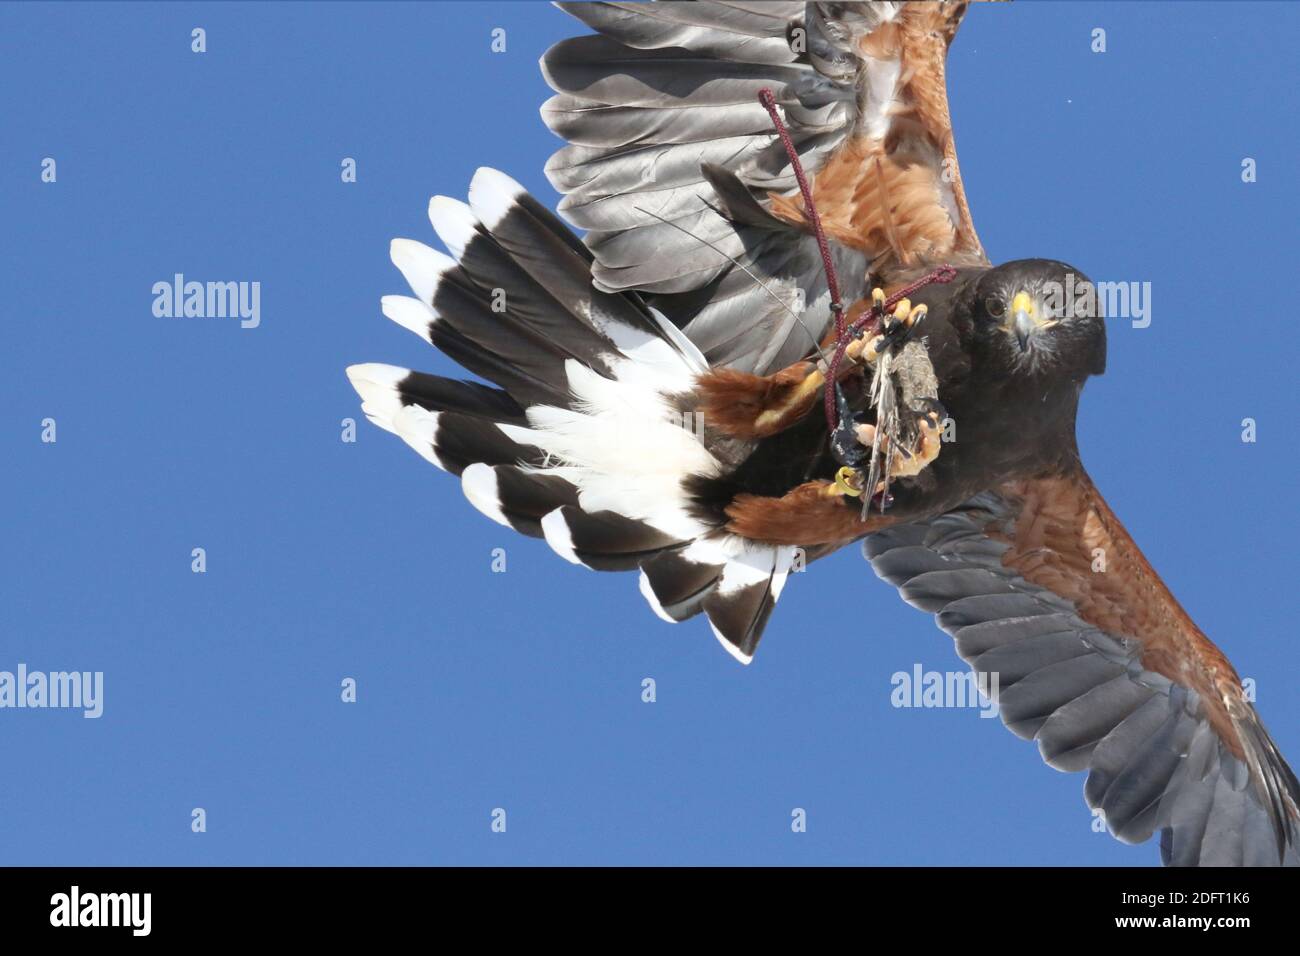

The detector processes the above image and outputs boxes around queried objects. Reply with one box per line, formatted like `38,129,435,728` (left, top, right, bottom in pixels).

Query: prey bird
347,1,1298,865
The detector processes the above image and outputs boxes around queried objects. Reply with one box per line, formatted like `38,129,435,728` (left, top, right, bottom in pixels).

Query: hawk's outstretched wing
864,472,1300,865
541,0,988,375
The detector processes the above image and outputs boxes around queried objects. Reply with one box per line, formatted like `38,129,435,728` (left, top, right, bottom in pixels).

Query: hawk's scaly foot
847,295,928,365
849,405,945,492
886,406,944,481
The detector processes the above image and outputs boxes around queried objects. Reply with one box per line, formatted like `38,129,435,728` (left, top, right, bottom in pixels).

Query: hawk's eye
985,297,1005,319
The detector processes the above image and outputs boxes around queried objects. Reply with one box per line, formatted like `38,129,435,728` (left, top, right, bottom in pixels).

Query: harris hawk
346,1,1298,866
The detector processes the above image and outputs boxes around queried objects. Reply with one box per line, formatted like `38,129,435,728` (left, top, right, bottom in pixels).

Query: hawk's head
969,258,1106,380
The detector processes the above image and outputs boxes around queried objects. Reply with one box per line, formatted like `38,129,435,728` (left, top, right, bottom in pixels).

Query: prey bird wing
864,470,1300,865
542,0,988,374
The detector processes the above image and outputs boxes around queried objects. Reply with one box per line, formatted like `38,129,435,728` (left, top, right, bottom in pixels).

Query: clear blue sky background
2,2,1296,866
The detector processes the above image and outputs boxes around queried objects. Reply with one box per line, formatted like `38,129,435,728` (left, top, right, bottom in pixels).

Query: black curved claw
879,308,925,353
914,396,947,423
829,383,866,467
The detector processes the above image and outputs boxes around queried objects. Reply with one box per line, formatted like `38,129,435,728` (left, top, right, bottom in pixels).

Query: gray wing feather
558,0,807,64
863,491,1299,866
541,1,881,374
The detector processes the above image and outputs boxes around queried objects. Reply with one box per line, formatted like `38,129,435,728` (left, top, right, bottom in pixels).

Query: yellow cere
1011,290,1035,319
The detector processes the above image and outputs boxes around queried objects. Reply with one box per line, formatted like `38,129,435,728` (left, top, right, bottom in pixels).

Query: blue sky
2,1,1296,866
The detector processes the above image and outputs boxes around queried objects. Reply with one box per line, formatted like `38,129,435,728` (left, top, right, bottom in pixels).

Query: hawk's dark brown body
697,260,1106,547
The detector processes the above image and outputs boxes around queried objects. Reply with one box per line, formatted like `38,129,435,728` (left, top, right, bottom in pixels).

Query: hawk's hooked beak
1011,290,1036,351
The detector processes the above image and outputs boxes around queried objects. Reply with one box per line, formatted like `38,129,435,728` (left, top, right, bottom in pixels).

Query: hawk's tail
346,168,796,662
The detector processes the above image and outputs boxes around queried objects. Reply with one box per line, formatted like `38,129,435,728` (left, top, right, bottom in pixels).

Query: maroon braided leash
756,88,957,431
757,88,846,343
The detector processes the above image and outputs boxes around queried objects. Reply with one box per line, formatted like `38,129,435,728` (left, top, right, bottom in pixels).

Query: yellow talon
832,466,864,497
846,333,873,362
854,290,928,366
